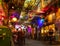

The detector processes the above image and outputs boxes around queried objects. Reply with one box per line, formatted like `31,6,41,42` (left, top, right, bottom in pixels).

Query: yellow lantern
12,17,17,22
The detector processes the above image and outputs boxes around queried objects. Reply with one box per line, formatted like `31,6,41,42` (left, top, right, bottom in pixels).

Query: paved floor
25,39,45,46
14,39,60,46
24,39,60,46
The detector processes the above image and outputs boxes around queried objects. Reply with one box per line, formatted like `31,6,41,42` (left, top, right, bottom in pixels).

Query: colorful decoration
37,18,44,27
11,11,20,19
32,16,44,27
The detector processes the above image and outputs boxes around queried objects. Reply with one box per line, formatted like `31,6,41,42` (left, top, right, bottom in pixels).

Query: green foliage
0,27,12,46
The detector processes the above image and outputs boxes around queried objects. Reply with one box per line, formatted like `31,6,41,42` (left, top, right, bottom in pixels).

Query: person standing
48,28,55,44
17,30,23,46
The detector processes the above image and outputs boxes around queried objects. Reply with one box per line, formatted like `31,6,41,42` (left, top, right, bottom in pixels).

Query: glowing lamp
0,16,4,20
2,17,4,20
37,19,44,27
12,17,17,22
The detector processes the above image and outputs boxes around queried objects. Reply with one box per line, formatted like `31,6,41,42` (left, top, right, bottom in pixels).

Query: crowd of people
12,24,56,46
12,29,25,46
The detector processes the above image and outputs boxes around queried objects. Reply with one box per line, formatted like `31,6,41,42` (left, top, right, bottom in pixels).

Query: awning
36,0,58,15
